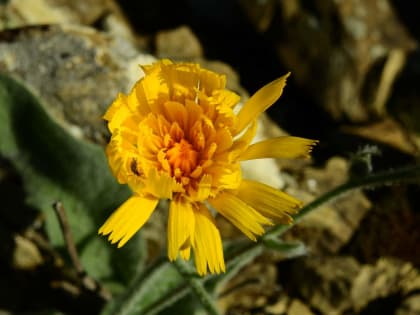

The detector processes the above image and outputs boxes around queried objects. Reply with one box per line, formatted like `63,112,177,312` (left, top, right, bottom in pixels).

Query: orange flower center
166,139,199,175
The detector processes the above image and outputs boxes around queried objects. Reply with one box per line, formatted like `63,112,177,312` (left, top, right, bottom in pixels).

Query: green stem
108,257,167,315
142,283,190,315
174,259,221,315
265,164,420,238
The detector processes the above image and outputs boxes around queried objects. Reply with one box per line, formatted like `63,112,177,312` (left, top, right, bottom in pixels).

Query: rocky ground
1,1,420,314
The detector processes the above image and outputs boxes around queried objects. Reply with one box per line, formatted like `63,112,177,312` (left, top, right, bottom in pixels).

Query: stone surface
285,256,361,314
218,262,280,314
1,0,127,32
342,118,420,155
0,24,153,143
282,256,420,315
288,299,315,315
347,184,420,268
284,157,372,254
8,0,107,25
155,25,203,59
352,258,420,314
240,0,417,122
12,235,43,270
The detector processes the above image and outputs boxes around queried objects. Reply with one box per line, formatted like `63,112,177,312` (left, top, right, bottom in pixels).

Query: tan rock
0,0,141,46
155,26,203,59
285,157,371,254
218,263,280,314
13,235,43,270
241,0,417,122
287,256,361,314
351,258,420,312
289,299,314,315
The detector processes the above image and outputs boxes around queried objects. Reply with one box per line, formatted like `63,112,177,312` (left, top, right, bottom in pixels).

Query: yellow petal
239,136,318,161
140,58,173,75
98,196,158,248
236,180,302,223
163,101,188,129
229,120,257,161
135,70,168,115
209,192,272,241
180,246,191,260
104,93,135,133
206,163,241,192
211,90,240,108
188,174,212,201
128,84,151,117
160,62,201,99
192,204,225,275
167,199,195,261
213,128,233,153
198,68,226,94
142,168,183,199
105,138,127,183
235,73,290,134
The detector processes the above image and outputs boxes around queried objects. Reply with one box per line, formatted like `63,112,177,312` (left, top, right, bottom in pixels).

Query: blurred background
1,0,420,314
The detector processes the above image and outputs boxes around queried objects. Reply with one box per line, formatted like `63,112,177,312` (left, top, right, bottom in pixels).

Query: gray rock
0,24,153,143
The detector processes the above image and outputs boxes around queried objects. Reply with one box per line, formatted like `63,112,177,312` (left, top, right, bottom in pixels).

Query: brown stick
53,201,112,301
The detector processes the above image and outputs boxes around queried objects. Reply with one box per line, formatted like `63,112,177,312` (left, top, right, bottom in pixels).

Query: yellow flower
99,59,317,275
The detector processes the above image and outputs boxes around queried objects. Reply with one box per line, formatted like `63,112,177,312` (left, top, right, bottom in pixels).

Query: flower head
99,59,317,275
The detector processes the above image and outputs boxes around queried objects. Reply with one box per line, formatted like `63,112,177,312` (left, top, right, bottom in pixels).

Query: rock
240,0,417,122
281,256,420,315
265,296,315,315
12,235,43,270
397,294,420,315
1,0,124,31
283,256,361,314
342,118,420,155
0,24,154,143
388,49,420,142
263,295,289,314
284,157,371,254
218,262,280,314
155,26,203,59
346,185,420,268
0,0,146,53
288,299,314,315
352,258,420,314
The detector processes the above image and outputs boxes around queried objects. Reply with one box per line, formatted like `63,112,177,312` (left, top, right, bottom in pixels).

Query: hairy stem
174,260,221,315
266,164,420,238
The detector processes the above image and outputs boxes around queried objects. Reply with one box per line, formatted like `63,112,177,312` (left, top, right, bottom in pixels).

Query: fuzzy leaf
0,74,144,285
204,239,264,295
101,260,186,315
262,236,308,258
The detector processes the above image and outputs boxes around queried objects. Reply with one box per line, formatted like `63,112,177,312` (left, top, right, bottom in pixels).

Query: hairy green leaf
101,259,185,315
0,74,144,285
